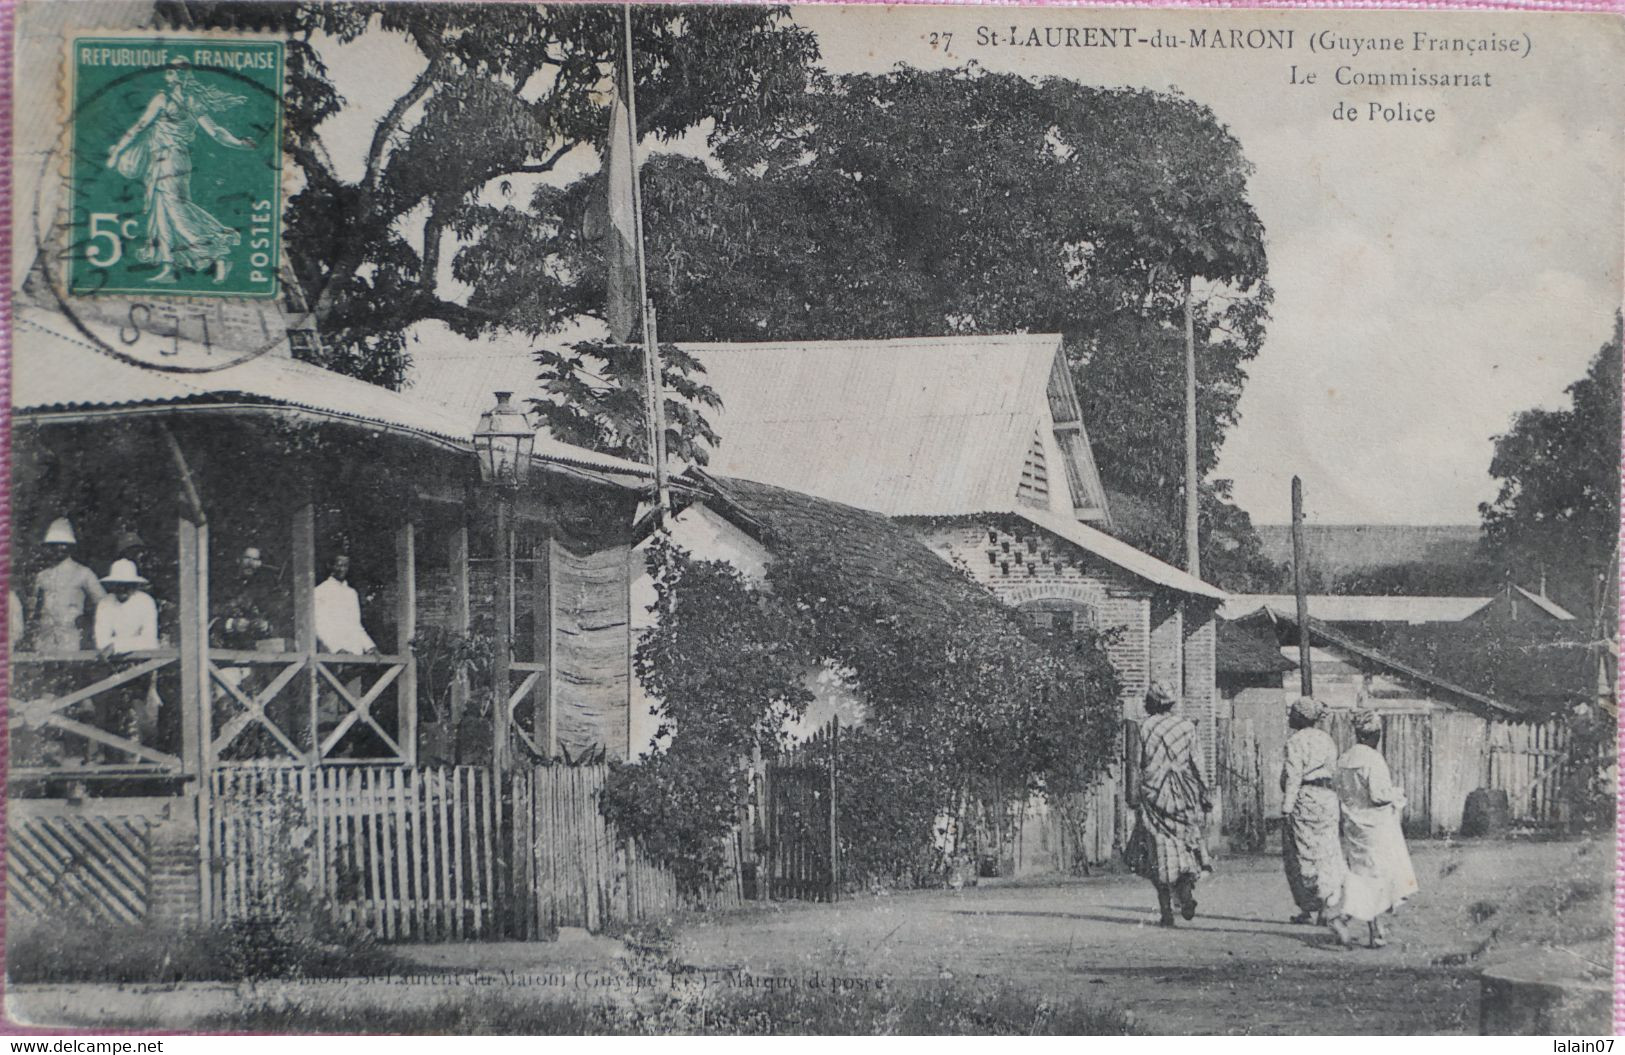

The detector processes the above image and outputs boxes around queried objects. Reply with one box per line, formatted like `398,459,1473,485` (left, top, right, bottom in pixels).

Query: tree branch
364,56,442,194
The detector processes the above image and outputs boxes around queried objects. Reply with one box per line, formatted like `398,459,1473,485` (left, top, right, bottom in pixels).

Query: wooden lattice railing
208,650,412,764
8,651,183,778
7,810,153,922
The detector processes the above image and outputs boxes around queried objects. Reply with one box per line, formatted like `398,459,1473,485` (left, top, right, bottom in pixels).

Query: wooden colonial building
685,334,1227,770
8,302,654,922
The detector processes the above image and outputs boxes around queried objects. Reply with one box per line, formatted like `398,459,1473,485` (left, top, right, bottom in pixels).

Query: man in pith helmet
31,518,105,652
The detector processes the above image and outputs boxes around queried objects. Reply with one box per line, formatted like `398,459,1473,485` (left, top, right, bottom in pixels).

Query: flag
604,86,639,344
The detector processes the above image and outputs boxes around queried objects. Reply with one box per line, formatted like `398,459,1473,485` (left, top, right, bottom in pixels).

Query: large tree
1480,315,1622,617
520,69,1274,583
156,1,821,387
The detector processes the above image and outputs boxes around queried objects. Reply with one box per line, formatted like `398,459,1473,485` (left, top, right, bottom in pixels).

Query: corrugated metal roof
1220,594,1493,623
403,344,547,429
1234,608,1520,718
684,335,1065,517
12,306,652,481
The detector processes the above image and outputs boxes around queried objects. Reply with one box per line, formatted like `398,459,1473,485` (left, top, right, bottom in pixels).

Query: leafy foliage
529,340,721,466
600,541,815,889
541,70,1273,582
604,502,1124,891
155,1,823,387
1480,315,1622,617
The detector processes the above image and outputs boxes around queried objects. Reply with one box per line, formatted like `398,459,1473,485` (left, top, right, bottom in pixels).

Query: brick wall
1182,607,1219,776
146,803,201,922
1149,596,1183,699
912,518,1183,720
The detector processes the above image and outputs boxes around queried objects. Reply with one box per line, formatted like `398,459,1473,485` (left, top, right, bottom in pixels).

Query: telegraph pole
1291,475,1313,697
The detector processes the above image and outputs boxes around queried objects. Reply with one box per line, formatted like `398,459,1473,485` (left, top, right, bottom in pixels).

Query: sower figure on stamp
1125,685,1214,927
1280,696,1347,928
104,57,258,285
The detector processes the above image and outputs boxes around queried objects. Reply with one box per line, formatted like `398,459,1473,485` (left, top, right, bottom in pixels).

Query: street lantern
472,391,535,488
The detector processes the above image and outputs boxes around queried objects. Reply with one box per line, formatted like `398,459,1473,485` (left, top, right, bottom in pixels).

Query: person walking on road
1328,709,1419,948
1126,685,1214,927
1280,696,1347,928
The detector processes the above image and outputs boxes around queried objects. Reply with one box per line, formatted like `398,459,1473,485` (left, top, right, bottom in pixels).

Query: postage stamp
66,35,284,299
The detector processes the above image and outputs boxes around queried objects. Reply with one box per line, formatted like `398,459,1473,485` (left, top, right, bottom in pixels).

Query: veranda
5,359,701,936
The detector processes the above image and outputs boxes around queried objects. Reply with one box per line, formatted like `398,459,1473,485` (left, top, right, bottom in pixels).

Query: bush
184,979,1138,1035
6,911,403,984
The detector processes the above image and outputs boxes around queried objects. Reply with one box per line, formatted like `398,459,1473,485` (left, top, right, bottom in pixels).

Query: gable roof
1511,586,1578,622
13,306,652,486
1220,594,1493,624
1357,623,1601,717
1217,619,1297,676
1234,607,1521,719
683,334,1110,522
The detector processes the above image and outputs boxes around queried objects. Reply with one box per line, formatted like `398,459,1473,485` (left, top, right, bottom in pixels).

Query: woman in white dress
1330,709,1419,948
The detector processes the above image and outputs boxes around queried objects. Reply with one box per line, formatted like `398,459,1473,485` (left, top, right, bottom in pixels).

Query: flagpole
621,4,671,523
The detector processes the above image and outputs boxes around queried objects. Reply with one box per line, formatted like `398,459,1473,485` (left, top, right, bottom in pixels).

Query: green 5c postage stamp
68,36,283,298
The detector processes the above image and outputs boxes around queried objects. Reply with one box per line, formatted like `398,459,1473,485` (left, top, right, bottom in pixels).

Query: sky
792,7,1624,526
17,4,1621,529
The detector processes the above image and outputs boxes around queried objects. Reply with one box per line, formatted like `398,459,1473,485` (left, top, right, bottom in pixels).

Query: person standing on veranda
1329,709,1419,948
32,518,105,652
1280,696,1347,928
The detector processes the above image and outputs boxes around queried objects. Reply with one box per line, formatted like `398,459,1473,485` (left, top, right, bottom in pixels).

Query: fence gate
764,718,839,901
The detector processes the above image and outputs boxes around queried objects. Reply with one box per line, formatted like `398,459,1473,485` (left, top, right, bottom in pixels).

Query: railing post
291,502,317,763
449,522,470,732
177,517,209,777
396,521,417,765
177,514,212,921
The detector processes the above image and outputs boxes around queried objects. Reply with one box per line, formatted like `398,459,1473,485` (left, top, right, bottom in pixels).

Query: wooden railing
207,649,413,765
8,651,184,778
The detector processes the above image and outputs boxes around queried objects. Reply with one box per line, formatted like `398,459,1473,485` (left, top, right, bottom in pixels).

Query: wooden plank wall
209,763,737,941
1217,714,1573,840
509,765,691,936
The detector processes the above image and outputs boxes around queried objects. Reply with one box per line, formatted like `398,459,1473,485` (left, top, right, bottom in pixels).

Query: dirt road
8,838,1610,1034
670,839,1613,1034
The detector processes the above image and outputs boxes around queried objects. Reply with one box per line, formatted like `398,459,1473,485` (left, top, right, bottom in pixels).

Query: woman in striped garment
1126,685,1213,927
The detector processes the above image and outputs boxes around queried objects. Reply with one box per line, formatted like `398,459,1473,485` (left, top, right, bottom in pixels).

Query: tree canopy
530,69,1274,583
156,1,822,387
1479,314,1622,617
150,9,1277,581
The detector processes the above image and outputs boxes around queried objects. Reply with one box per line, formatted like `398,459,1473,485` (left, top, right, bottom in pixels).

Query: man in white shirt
313,554,377,654
313,554,379,756
94,559,158,654
91,559,161,759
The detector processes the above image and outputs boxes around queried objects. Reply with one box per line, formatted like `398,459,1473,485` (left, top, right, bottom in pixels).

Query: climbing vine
604,512,1123,893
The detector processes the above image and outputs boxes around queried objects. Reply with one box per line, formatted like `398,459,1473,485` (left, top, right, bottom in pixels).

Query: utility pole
1291,475,1313,697
1184,275,1200,579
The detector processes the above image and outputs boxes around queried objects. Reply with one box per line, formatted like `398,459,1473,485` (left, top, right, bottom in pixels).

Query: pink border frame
0,0,1618,1037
